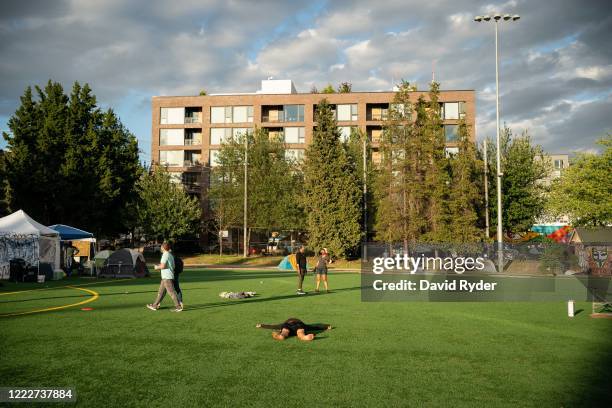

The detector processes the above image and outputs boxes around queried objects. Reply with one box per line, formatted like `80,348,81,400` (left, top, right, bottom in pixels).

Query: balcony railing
184,116,202,124
183,160,202,167
367,112,388,121
183,183,201,192
184,138,202,146
262,113,282,122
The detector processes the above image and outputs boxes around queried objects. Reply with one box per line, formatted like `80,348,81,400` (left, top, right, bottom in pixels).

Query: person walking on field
146,242,182,312
153,244,184,309
296,246,308,295
314,248,330,293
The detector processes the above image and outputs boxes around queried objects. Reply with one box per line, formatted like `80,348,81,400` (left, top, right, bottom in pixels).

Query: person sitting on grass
256,318,332,341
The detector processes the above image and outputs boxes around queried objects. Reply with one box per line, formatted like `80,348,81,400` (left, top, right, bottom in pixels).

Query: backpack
174,256,184,275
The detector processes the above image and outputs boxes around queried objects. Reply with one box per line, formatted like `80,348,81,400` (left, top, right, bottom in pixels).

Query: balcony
366,104,389,121
262,105,304,122
184,115,202,124
185,107,202,124
184,133,202,145
183,160,202,167
183,182,201,193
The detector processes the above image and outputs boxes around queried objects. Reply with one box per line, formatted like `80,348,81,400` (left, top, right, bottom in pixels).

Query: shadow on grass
182,285,363,312
0,270,300,295
569,318,612,407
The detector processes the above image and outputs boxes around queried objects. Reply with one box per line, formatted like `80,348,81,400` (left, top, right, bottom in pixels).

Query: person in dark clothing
295,246,308,295
256,318,332,341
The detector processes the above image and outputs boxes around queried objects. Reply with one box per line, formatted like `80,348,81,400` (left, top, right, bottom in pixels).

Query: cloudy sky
1,0,610,163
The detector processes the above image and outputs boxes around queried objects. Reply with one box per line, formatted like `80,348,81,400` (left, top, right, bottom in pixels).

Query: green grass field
1,268,610,407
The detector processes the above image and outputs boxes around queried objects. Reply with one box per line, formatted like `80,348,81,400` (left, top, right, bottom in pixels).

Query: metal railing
184,138,202,146
184,116,202,124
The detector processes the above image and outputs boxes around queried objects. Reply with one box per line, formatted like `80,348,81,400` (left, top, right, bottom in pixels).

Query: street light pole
363,131,368,259
483,138,490,239
494,18,503,272
243,134,248,257
474,13,519,272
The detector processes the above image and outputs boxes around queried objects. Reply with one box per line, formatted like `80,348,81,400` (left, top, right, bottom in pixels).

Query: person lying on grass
256,318,332,341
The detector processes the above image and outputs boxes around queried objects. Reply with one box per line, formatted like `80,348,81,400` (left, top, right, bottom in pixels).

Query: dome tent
98,248,149,278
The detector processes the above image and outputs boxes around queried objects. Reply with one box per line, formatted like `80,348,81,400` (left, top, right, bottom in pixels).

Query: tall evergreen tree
302,99,361,258
375,81,422,246
420,82,453,242
1,80,142,236
448,121,484,242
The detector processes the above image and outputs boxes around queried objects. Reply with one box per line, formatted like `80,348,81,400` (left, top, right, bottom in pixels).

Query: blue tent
48,224,93,240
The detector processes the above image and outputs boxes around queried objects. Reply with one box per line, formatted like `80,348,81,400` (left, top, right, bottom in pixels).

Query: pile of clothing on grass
219,291,257,299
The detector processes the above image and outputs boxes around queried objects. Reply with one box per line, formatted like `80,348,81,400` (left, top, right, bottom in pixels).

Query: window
210,107,225,124
445,147,459,157
211,106,254,123
232,106,247,123
554,159,564,170
284,127,305,144
209,150,221,167
338,126,356,142
159,129,184,146
285,149,305,162
444,125,459,142
441,102,466,120
443,102,459,120
160,107,185,124
210,128,251,144
159,150,183,167
337,104,357,121
232,128,251,139
284,105,304,122
210,128,231,145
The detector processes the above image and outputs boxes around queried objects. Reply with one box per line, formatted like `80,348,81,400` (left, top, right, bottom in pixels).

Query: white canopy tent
0,210,61,275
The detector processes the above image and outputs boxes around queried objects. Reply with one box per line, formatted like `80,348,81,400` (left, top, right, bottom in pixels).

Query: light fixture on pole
474,12,520,272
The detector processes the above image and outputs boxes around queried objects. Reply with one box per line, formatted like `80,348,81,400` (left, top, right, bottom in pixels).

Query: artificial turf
0,268,610,407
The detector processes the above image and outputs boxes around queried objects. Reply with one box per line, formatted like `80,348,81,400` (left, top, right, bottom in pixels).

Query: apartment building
151,79,476,197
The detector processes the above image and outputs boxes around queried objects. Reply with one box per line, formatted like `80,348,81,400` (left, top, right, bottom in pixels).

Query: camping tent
277,253,310,271
98,248,149,278
0,210,61,274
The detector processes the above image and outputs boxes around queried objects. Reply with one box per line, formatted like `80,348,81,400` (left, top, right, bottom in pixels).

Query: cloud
0,0,610,159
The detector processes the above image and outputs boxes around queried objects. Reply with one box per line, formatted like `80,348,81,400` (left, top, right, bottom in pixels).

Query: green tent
93,250,112,276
